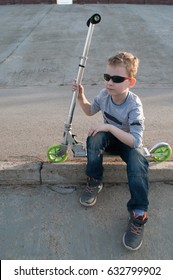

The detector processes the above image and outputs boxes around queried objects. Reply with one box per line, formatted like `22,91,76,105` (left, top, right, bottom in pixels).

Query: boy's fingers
88,127,97,136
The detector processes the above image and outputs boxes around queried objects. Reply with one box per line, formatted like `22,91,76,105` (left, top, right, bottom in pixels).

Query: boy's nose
107,79,114,84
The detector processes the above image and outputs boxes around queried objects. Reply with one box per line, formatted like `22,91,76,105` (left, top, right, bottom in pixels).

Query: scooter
47,14,101,163
47,14,172,163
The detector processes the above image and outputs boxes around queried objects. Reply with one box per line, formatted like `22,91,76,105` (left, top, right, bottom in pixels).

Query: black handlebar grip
87,14,101,27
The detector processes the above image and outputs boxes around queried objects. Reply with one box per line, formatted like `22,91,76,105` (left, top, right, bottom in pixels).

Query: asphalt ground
0,4,173,260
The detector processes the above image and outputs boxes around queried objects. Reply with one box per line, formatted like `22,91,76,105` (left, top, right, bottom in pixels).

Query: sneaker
79,177,103,207
123,211,148,250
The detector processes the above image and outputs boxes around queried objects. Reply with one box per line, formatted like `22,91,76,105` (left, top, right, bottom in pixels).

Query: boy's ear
129,78,136,88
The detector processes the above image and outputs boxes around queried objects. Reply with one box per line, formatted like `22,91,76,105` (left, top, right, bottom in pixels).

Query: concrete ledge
0,161,173,186
41,161,173,185
41,162,128,185
0,161,42,185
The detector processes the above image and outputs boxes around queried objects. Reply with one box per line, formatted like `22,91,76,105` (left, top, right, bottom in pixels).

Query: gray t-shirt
91,88,145,148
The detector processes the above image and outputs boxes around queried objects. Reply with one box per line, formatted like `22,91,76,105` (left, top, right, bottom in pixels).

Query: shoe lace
85,185,95,194
129,212,147,235
130,222,143,235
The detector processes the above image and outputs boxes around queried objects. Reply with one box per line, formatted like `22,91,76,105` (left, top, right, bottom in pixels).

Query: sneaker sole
79,184,103,207
122,233,143,251
79,196,97,207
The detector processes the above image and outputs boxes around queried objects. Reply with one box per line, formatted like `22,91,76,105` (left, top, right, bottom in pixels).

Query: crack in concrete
0,5,54,65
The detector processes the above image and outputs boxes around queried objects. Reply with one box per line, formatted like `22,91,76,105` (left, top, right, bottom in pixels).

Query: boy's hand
88,124,111,136
72,80,84,95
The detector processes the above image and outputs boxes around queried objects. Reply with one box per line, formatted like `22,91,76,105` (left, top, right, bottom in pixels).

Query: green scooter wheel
47,144,68,163
151,144,172,162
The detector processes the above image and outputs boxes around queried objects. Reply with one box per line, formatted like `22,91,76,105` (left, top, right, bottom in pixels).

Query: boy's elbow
133,137,143,148
86,110,95,116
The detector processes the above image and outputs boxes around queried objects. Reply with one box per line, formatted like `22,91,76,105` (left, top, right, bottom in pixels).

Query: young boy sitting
72,51,149,251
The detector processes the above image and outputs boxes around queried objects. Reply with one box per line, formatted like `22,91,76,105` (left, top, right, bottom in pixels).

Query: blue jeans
86,132,149,212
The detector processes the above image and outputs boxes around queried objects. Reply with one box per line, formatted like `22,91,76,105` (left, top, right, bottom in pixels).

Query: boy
72,52,149,251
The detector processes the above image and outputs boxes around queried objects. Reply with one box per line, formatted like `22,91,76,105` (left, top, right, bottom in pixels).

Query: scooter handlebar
87,13,101,27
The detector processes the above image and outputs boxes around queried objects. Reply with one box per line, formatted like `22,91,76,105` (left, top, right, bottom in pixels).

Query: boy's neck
111,91,129,105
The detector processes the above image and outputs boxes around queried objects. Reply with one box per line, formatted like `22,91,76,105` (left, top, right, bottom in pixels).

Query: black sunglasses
104,74,130,83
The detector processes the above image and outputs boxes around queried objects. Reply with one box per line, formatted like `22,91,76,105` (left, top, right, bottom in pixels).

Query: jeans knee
87,132,107,150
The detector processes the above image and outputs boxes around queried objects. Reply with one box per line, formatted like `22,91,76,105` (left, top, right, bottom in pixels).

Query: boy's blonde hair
108,52,139,78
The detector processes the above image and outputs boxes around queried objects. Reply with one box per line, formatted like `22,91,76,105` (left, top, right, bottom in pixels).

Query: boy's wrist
107,124,113,132
78,90,85,99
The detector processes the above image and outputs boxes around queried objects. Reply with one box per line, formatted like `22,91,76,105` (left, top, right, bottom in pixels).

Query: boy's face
104,64,136,101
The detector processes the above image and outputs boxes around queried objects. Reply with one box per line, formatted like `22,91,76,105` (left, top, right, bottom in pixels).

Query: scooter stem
65,14,101,128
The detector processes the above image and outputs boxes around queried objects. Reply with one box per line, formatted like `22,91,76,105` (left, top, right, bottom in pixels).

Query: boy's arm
89,124,134,148
72,81,95,116
78,90,95,116
109,125,134,147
